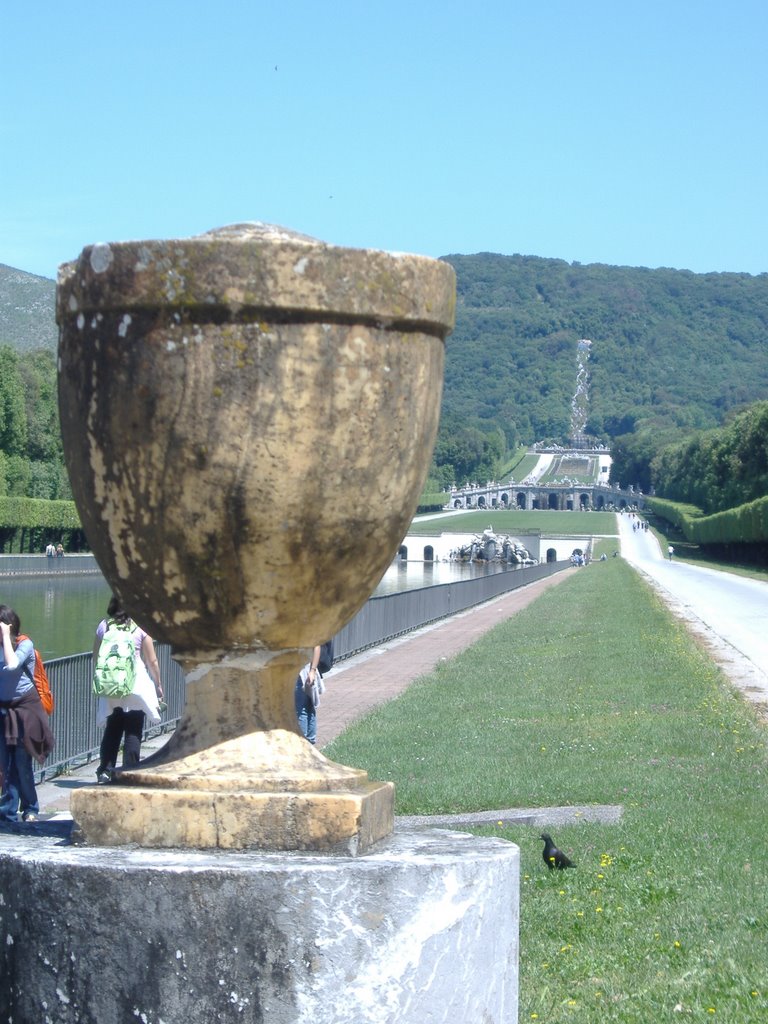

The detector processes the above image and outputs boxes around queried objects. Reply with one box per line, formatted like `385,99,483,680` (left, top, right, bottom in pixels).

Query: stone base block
0,826,519,1024
70,779,394,853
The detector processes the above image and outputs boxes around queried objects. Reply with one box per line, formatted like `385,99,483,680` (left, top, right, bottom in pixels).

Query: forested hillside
651,401,768,515
0,344,69,500
436,254,768,485
3,257,768,498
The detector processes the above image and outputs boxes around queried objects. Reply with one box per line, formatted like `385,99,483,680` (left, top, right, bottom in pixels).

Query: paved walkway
618,513,768,708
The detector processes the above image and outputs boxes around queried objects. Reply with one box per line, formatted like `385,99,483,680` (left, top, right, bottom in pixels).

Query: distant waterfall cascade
570,338,592,445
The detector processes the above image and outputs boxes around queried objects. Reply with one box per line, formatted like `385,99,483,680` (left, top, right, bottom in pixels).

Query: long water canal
0,559,521,660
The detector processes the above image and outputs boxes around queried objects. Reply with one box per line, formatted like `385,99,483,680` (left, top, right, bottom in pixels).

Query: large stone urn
57,223,455,851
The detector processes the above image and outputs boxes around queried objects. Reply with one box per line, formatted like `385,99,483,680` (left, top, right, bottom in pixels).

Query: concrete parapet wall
0,826,519,1023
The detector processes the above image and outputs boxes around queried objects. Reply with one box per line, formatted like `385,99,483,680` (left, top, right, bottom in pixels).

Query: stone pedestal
71,773,394,853
71,651,395,853
0,827,519,1024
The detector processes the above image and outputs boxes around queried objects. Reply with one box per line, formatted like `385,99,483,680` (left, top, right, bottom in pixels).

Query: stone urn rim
56,221,457,333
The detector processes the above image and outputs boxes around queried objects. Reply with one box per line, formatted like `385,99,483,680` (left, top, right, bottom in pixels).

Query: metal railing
0,554,101,576
333,559,564,657
39,645,187,781
37,559,567,780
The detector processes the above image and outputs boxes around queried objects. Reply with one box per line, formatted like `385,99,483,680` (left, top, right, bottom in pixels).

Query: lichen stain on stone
134,248,151,271
161,552,200,623
164,268,187,303
89,243,113,274
87,440,145,583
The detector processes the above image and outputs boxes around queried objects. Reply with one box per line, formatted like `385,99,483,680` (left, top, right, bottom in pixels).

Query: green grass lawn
508,453,544,480
325,551,768,1022
497,446,532,479
411,509,619,536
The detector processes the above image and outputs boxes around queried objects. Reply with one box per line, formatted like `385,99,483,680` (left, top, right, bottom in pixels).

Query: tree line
616,400,768,562
612,400,768,516
0,344,70,502
0,344,80,551
3,254,768,554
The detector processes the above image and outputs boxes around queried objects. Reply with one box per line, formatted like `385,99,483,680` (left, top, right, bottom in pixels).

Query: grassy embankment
496,446,534,479
325,543,768,1023
507,452,544,480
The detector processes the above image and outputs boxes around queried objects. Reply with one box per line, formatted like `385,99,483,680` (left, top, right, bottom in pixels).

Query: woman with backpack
93,596,164,784
0,605,54,822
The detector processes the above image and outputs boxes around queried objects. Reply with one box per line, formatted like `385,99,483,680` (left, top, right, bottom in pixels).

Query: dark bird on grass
541,832,576,870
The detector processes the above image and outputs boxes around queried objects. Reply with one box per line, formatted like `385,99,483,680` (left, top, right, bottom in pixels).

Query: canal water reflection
0,575,112,660
0,559,524,660
373,558,521,596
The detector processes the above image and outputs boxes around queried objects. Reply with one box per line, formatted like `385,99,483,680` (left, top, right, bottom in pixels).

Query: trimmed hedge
645,497,704,537
416,492,451,514
648,495,768,545
688,495,768,546
0,497,81,529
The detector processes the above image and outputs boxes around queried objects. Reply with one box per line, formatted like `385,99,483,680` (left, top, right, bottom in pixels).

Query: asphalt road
618,513,768,706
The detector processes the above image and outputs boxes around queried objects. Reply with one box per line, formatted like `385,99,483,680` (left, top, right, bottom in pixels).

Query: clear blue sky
2,1,766,281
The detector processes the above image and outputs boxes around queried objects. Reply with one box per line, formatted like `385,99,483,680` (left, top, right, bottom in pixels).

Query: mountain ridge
3,255,767,454
0,263,57,351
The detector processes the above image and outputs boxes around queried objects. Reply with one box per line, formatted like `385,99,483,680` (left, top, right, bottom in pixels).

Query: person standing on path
0,605,54,822
295,646,323,745
93,596,164,783
295,640,334,744
668,545,674,561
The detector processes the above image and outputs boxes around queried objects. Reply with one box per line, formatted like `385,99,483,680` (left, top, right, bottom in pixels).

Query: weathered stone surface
0,827,519,1024
69,650,393,851
107,650,368,786
55,225,456,852
70,778,394,852
56,224,456,655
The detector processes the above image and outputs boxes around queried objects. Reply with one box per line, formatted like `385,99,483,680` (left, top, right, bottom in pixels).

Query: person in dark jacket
0,605,54,822
294,639,334,744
